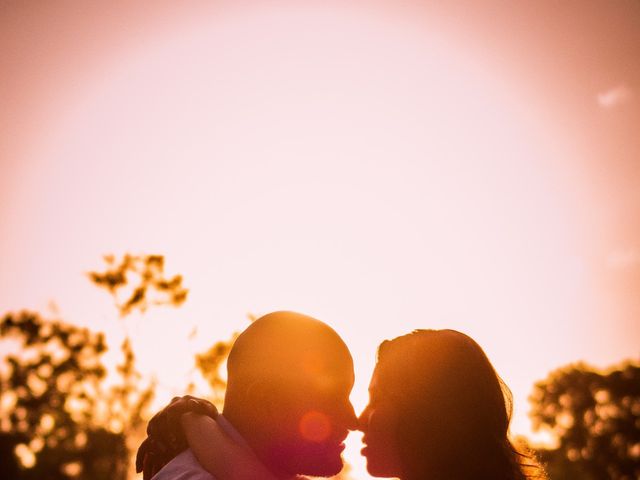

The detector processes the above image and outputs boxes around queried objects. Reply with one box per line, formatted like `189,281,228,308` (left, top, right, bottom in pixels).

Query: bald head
227,311,353,388
222,311,356,477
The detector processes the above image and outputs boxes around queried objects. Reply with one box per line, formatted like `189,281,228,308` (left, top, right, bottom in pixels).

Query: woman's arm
136,396,218,480
181,412,279,480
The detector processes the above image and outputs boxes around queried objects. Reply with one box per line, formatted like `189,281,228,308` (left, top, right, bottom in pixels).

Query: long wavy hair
376,329,542,480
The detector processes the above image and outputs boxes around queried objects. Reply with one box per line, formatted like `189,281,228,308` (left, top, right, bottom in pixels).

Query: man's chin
297,456,344,477
286,449,345,477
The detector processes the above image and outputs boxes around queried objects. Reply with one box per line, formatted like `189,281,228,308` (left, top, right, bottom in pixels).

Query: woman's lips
360,438,369,455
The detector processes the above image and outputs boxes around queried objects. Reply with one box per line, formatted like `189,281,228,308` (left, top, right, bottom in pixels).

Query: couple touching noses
137,311,537,480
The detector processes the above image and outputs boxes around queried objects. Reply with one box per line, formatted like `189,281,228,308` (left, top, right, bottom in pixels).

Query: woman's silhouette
358,329,536,479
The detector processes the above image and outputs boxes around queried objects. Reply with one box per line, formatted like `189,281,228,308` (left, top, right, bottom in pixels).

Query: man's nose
341,401,358,430
357,407,370,432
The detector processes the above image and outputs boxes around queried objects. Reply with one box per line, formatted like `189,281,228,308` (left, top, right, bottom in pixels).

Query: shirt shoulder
151,449,215,480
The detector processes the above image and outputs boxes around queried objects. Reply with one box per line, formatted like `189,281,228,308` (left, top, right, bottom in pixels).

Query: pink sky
1,1,639,478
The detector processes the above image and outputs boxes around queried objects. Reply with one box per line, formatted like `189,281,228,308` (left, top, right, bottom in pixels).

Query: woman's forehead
368,367,382,392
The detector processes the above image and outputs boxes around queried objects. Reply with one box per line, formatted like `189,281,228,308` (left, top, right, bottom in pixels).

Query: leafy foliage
0,311,126,480
89,254,188,317
0,254,193,479
109,338,155,436
530,361,640,480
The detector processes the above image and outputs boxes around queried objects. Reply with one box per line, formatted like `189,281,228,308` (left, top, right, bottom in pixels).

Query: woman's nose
357,407,371,432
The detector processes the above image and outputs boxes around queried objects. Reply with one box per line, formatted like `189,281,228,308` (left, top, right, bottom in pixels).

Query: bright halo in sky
12,3,591,477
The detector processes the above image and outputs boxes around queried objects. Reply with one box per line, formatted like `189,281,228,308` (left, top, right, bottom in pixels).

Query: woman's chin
361,452,398,478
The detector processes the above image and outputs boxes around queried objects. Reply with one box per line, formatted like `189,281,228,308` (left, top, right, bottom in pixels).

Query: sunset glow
2,2,639,479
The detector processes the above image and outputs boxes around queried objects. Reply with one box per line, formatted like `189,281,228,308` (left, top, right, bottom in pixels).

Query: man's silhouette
144,311,357,479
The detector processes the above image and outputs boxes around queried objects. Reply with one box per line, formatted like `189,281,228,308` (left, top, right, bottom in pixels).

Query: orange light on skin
301,354,325,376
299,410,332,443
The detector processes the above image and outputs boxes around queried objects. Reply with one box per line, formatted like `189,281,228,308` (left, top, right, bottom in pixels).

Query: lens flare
299,410,332,443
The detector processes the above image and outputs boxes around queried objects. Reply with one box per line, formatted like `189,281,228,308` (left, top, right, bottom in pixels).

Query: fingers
142,453,152,480
138,396,218,478
147,407,169,436
163,396,219,432
165,398,194,429
135,437,148,472
196,398,219,419
140,441,173,480
147,396,194,436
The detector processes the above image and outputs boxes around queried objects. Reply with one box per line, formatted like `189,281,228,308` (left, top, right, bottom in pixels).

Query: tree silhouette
529,361,640,480
0,254,186,479
89,254,185,476
89,254,188,317
0,311,127,480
